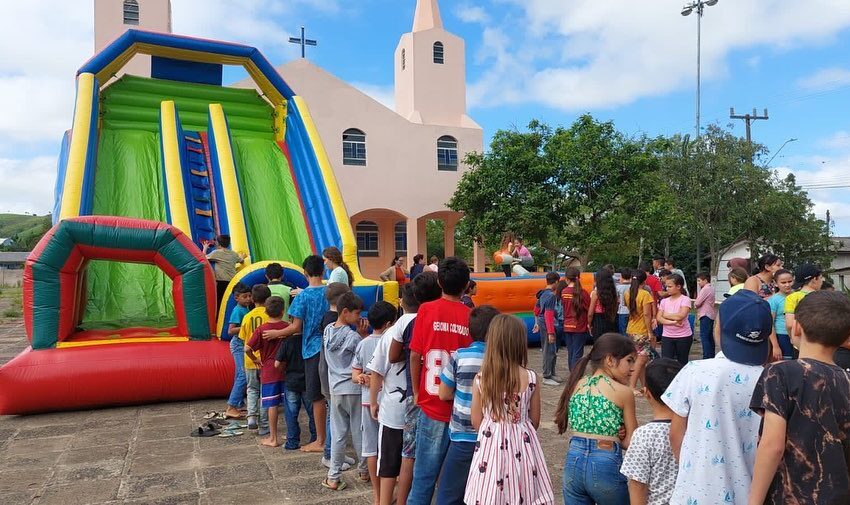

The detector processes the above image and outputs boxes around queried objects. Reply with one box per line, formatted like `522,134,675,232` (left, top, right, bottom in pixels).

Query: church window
395,221,407,256
356,221,379,257
437,136,458,171
433,42,444,64
123,0,140,25
343,128,367,166
401,49,406,70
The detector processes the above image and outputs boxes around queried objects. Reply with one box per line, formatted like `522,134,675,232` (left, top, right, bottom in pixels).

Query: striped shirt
440,341,486,443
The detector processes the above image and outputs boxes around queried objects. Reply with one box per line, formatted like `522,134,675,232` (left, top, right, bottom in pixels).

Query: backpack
401,318,416,399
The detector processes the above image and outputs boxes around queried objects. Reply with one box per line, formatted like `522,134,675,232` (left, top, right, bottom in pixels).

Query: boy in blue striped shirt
435,305,500,505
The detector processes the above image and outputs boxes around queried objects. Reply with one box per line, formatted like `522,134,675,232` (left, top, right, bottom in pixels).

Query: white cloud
819,131,850,151
350,82,395,110
469,0,850,112
0,157,56,214
775,150,850,234
455,5,490,24
797,67,850,91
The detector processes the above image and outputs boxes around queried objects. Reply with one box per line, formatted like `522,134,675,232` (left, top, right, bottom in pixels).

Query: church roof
413,0,443,32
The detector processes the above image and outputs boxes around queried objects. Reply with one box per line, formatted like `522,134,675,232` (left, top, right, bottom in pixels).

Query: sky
2,0,850,234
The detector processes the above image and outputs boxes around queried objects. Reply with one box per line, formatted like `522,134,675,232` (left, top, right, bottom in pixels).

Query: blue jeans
699,316,716,359
409,411,451,505
324,411,331,460
564,332,588,372
777,333,794,359
227,338,247,408
617,314,629,335
562,437,628,505
435,440,475,505
284,388,316,450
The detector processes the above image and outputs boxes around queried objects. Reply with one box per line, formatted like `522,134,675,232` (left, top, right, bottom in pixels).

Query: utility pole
730,107,769,144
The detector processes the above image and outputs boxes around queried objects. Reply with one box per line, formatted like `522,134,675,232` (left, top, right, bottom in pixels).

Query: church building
94,0,483,279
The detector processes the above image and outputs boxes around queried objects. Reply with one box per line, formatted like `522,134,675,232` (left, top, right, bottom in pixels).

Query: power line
730,107,768,144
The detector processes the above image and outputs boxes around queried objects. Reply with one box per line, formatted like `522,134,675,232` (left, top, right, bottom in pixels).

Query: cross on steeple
288,26,317,59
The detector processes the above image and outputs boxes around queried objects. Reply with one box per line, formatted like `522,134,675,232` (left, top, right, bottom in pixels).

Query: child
663,258,689,297
262,255,329,453
556,333,638,504
322,292,370,491
225,282,252,419
436,305,500,505
408,257,472,504
460,280,477,309
265,262,292,316
625,270,656,393
656,274,693,366
353,301,398,504
245,296,288,447
204,234,246,306
318,283,352,467
726,267,749,297
693,272,716,359
766,269,794,360
783,263,823,339
240,284,272,432
323,246,354,287
616,268,632,335
620,358,683,505
666,288,772,505
748,290,850,504
534,272,563,386
561,266,591,371
465,314,555,504
368,284,421,505
275,326,316,451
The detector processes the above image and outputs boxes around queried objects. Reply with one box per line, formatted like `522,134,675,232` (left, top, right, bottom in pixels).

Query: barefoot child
245,296,288,447
353,301,397,504
620,358,683,505
323,292,370,491
464,314,555,505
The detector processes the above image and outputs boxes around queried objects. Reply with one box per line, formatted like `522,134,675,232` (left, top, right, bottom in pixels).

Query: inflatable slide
0,30,392,415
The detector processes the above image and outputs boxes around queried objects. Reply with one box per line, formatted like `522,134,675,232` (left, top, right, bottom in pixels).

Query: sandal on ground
190,423,221,437
321,478,347,491
218,428,244,438
358,472,370,482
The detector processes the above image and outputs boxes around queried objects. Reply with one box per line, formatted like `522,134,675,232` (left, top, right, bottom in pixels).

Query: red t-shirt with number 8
409,297,472,422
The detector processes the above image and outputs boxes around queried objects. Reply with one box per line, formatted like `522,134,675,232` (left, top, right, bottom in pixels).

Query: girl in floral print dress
464,315,554,505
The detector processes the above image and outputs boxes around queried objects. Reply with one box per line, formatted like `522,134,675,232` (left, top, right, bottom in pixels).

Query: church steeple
412,0,443,32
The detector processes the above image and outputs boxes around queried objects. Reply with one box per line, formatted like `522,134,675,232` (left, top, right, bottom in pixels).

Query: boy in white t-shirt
665,289,773,505
367,285,419,505
621,358,683,505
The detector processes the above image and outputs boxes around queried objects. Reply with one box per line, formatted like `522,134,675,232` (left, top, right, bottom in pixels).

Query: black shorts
304,354,324,403
377,425,403,478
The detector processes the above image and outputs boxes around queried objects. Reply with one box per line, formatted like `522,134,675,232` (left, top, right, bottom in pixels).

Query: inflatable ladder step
182,130,217,248
190,169,208,177
195,208,213,217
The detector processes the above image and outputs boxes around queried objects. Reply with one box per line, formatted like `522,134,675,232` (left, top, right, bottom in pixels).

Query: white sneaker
542,378,560,386
321,456,352,471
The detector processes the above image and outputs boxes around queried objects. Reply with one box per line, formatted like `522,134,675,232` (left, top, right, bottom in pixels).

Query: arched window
123,0,140,25
342,128,366,166
437,136,458,171
356,221,379,257
401,49,406,70
433,42,444,64
395,221,407,256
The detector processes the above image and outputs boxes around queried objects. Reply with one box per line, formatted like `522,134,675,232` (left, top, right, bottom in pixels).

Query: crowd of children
221,251,849,504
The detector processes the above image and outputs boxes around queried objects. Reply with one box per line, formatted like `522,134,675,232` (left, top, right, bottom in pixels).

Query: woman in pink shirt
656,273,693,365
692,273,716,359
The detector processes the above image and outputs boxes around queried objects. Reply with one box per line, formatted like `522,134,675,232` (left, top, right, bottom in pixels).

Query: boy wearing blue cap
748,290,850,505
665,289,773,505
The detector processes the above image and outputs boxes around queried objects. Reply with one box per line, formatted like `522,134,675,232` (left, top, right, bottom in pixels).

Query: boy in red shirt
246,296,289,448
408,257,471,504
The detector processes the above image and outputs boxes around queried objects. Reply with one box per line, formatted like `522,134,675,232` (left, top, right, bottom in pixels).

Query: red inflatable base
0,340,234,415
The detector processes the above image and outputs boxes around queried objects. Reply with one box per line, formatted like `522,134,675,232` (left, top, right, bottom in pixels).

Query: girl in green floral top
555,333,638,505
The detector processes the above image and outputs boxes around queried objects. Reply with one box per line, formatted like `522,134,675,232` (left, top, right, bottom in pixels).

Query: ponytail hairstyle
554,279,568,299
595,268,618,322
478,315,528,423
322,246,353,287
755,254,781,275
667,273,685,292
564,267,585,319
629,269,648,316
555,333,636,434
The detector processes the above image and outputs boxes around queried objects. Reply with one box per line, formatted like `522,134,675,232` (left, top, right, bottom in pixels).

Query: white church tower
94,0,172,77
394,0,477,128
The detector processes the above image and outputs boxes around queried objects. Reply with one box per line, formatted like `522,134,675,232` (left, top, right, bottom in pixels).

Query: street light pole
682,0,718,139
766,138,797,167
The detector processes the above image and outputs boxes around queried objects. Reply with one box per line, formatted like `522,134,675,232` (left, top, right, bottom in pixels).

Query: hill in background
0,214,52,251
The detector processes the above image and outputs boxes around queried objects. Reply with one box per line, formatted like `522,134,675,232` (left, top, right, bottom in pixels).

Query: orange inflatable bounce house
471,271,594,345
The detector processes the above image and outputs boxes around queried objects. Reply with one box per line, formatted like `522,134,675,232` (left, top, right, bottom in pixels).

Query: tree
450,116,660,269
